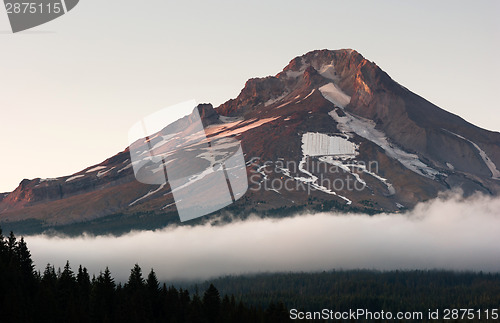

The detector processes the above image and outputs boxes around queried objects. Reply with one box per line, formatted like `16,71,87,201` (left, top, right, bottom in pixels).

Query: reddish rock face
1,49,499,231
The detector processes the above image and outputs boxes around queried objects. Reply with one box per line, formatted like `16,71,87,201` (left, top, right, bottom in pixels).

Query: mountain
1,49,499,234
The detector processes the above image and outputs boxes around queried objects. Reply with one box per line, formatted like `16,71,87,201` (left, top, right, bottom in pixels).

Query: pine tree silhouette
203,283,221,323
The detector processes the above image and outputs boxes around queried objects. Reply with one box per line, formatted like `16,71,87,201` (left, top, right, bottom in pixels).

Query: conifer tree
146,268,161,318
15,237,34,279
203,283,221,323
37,264,59,322
58,261,78,322
0,227,6,256
146,268,159,294
188,293,206,323
127,263,144,290
76,265,91,321
7,231,17,261
90,266,116,322
124,264,148,322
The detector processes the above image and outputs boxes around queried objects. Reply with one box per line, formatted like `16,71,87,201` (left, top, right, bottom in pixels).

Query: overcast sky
1,0,499,192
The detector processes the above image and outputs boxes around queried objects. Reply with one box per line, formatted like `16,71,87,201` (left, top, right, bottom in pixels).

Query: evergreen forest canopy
0,228,499,323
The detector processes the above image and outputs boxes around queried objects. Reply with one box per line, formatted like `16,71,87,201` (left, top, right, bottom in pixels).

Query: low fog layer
27,193,500,281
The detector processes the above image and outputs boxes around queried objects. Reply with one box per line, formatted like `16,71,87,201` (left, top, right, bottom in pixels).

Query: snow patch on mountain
97,167,115,178
328,109,441,180
170,167,215,194
293,132,355,204
296,89,315,104
129,183,166,206
257,165,269,182
219,115,243,123
66,175,85,183
444,130,500,180
286,70,304,78
279,163,352,204
86,166,107,173
319,156,395,195
269,188,281,194
319,157,366,186
150,133,179,151
317,63,339,81
39,178,57,183
319,83,351,108
118,164,132,173
285,57,308,78
275,101,292,109
264,92,289,107
301,132,357,157
295,156,352,204
207,117,280,140
196,140,241,165
118,160,142,173
150,159,175,174
161,201,176,210
35,178,58,188
134,117,277,164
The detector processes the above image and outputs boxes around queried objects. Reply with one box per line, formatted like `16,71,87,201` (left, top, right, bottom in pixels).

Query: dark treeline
195,270,500,314
0,229,290,323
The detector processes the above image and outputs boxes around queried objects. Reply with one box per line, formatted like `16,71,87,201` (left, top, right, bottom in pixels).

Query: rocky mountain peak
196,103,221,127
217,49,379,117
1,49,499,234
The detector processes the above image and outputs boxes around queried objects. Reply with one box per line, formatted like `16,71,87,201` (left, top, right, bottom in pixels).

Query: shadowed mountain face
1,49,499,233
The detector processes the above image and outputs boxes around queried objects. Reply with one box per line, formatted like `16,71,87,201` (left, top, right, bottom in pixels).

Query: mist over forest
25,192,500,282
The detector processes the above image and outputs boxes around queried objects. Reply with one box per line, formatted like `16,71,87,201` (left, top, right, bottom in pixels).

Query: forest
0,228,289,323
0,227,499,322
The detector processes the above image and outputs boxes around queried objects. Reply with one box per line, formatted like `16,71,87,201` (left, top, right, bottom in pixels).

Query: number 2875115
5,2,62,14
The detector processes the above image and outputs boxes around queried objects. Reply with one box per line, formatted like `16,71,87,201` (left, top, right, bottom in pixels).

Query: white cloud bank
27,192,500,281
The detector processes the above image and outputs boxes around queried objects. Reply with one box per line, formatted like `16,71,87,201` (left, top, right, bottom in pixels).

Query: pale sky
0,0,499,193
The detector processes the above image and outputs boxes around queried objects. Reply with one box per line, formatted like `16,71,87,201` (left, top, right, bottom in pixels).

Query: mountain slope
1,49,499,233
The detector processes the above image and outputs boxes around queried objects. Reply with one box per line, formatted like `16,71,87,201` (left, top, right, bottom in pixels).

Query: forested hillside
0,228,289,323
194,271,500,314
1,228,499,322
